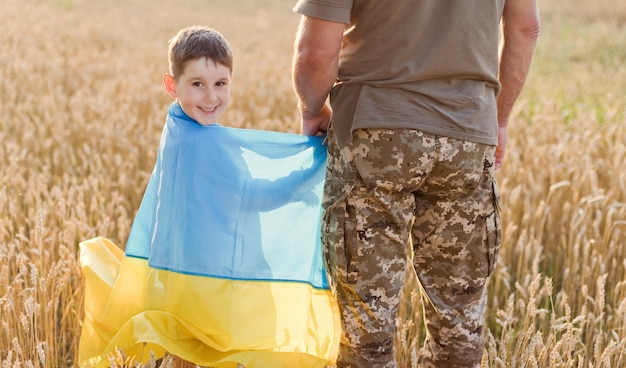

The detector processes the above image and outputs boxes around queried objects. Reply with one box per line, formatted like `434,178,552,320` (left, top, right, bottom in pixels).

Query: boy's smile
164,57,231,126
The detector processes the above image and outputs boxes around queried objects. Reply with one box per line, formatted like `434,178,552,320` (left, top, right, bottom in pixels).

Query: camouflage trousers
321,127,502,368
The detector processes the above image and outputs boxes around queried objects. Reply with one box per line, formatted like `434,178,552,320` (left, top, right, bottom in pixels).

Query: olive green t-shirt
294,0,505,147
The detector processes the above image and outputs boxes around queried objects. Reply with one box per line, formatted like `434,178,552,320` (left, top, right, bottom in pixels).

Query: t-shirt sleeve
293,0,353,24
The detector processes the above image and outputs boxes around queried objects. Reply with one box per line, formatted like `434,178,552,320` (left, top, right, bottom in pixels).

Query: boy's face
164,58,231,126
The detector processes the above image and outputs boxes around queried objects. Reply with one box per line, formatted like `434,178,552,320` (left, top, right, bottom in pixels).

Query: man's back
339,0,505,88
296,0,507,147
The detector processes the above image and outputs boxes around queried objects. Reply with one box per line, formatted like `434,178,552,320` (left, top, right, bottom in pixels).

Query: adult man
292,1,539,367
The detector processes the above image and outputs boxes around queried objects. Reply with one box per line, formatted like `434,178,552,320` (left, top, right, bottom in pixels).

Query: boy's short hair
168,26,233,79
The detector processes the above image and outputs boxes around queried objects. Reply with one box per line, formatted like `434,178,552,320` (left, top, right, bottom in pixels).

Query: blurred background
0,0,624,366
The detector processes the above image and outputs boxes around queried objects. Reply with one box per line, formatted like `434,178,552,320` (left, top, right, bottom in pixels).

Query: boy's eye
192,82,203,87
216,81,226,86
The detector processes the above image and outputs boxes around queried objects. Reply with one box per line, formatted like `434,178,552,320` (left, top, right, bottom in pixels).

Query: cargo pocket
485,180,503,276
322,183,359,285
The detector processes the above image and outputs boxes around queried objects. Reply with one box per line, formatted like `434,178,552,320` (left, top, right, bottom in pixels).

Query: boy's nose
204,88,217,102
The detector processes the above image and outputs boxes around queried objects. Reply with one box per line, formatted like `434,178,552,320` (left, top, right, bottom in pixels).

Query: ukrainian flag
78,103,340,367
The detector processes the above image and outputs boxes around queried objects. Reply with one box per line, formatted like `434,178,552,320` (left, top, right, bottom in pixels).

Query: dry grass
0,0,624,367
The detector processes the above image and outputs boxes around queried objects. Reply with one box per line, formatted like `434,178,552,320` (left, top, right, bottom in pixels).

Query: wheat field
1,0,624,367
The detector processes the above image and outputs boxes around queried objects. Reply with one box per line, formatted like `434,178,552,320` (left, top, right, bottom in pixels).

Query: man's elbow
520,12,541,42
295,45,337,70
503,10,541,44
294,52,335,79
525,19,540,42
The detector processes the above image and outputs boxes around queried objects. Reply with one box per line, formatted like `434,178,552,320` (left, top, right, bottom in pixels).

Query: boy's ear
163,73,177,98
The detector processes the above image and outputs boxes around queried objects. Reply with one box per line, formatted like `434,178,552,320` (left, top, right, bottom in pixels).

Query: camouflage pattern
321,127,502,368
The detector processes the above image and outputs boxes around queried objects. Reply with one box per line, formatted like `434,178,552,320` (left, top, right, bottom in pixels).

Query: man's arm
496,0,540,169
292,16,345,136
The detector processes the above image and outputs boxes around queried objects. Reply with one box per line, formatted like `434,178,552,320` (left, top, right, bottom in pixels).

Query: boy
78,25,339,368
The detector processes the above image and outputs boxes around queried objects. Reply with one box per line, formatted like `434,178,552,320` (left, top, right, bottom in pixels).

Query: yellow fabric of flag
79,238,340,368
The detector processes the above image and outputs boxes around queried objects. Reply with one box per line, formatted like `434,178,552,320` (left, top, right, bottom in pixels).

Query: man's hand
301,104,331,136
495,126,508,170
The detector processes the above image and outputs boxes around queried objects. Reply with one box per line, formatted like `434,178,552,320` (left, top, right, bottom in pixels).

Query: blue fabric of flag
125,102,329,289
